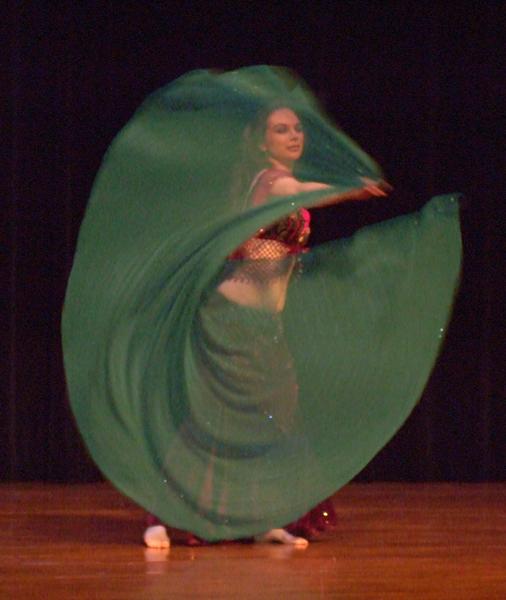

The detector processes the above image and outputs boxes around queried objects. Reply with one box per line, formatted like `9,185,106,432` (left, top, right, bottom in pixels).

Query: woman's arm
270,175,390,206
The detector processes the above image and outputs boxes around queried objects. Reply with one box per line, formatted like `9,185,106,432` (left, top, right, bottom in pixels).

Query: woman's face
261,108,304,168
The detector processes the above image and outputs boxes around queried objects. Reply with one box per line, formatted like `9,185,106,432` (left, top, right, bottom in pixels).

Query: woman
143,103,388,549
63,66,461,551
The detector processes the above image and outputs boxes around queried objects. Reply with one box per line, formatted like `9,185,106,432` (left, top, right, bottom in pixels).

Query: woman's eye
295,124,303,132
274,125,288,133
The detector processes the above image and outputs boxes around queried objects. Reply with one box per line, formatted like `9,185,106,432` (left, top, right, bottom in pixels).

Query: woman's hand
360,177,392,197
342,178,392,202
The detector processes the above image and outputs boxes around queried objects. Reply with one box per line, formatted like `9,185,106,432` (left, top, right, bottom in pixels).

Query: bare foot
143,525,170,549
254,528,308,548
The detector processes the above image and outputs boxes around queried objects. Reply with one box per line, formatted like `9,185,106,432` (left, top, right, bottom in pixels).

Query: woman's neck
267,157,293,173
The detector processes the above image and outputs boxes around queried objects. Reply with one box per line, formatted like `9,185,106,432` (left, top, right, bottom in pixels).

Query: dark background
2,1,504,483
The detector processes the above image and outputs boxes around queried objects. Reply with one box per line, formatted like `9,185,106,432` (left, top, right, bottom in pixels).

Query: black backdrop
1,2,504,483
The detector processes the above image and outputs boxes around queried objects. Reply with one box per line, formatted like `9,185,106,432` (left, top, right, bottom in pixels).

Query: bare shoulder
269,175,300,196
250,169,300,205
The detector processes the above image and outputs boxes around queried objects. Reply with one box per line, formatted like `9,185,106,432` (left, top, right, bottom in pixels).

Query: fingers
360,177,393,197
365,184,388,197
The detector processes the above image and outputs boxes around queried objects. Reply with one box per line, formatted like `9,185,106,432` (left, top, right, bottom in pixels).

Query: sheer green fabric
62,66,461,540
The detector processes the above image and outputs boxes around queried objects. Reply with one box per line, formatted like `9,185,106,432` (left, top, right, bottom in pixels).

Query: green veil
62,66,461,540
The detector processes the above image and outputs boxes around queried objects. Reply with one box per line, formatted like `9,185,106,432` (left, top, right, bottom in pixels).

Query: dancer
62,66,461,548
144,103,388,549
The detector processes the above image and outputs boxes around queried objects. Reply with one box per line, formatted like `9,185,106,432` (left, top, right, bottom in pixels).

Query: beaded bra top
231,169,311,260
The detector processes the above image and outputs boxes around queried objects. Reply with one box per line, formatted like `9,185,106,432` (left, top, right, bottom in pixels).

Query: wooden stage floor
1,482,505,599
